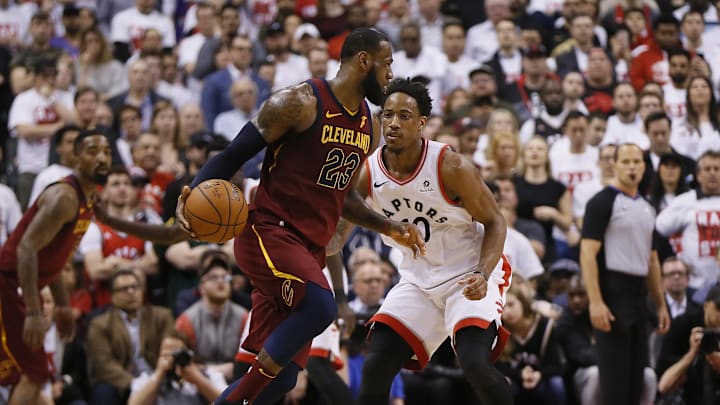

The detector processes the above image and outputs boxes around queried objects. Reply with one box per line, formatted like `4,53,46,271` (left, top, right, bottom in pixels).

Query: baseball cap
198,249,232,278
265,21,285,37
189,131,217,148
524,44,547,59
548,259,580,277
293,23,320,42
469,64,495,79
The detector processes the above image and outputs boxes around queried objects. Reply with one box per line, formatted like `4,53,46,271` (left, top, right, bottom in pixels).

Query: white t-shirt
656,190,720,289
444,55,476,96
178,33,213,68
527,0,563,15
391,46,449,115
271,53,311,92
110,7,175,52
549,140,600,193
670,120,720,161
8,88,75,174
28,164,74,206
503,227,544,280
662,83,687,121
498,51,522,84
464,20,497,64
603,114,649,150
0,3,33,45
572,177,603,220
0,184,22,247
214,109,252,142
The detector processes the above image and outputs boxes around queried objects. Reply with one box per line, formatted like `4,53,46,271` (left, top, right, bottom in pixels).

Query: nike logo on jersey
325,111,342,119
374,180,389,188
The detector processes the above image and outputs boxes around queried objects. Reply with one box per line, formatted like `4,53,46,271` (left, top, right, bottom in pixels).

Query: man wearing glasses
87,269,175,405
176,250,248,384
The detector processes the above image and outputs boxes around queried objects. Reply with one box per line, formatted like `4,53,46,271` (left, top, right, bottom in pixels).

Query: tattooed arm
186,83,317,186
179,84,319,225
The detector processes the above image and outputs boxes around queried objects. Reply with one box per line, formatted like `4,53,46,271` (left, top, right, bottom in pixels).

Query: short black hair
73,129,108,154
383,78,433,117
681,9,704,24
74,86,99,104
110,268,142,291
220,3,239,15
667,47,690,61
588,110,608,121
644,111,671,130
562,110,588,130
442,18,464,33
53,124,81,147
340,28,389,62
653,13,680,31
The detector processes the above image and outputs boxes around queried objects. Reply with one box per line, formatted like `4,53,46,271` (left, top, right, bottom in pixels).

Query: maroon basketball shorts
0,275,51,385
233,211,330,367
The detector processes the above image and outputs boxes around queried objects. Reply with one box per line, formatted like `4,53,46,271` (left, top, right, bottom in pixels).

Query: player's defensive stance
354,79,514,405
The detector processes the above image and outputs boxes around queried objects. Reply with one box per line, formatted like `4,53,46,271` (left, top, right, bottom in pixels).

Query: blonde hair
486,108,519,137
485,132,520,170
519,136,552,176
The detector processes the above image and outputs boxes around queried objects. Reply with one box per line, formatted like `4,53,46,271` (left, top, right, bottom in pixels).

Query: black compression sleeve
190,121,268,188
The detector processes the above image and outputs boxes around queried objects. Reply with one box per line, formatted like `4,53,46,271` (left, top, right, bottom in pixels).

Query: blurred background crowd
0,0,719,404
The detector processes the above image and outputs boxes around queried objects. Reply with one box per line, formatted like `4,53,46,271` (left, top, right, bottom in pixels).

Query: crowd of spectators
0,0,720,404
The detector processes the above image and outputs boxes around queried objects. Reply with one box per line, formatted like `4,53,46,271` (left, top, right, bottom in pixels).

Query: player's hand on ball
167,223,193,244
387,221,426,258
54,305,76,342
459,272,488,300
175,186,196,238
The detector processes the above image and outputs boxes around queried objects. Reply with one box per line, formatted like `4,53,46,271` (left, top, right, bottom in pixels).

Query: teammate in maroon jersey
175,28,425,405
0,130,188,405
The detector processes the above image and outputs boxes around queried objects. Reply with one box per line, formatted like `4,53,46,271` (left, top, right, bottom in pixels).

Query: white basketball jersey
367,140,482,289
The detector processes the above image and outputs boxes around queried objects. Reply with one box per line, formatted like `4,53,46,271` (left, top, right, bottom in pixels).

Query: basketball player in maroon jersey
0,130,189,405
175,28,425,405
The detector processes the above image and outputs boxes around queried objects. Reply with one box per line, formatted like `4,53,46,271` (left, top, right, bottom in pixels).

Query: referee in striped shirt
580,143,670,405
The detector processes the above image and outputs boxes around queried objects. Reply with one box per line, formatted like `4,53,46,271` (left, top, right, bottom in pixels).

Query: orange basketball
183,179,248,243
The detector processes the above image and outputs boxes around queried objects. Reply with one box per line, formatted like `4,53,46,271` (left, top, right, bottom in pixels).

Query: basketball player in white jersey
353,78,513,405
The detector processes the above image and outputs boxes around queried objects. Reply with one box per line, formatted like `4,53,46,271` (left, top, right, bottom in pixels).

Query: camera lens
172,349,193,367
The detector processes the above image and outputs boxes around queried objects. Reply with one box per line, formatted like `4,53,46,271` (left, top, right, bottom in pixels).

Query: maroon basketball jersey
253,78,374,247
0,175,94,288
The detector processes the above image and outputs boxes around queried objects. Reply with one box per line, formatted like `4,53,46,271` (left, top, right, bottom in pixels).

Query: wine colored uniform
234,78,373,367
0,175,93,384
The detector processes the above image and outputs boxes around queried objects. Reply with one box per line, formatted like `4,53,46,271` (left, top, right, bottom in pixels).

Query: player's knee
458,350,496,380
455,326,501,383
305,282,337,327
362,350,396,383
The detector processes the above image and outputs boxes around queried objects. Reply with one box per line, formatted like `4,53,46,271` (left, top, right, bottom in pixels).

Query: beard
362,66,384,105
545,103,563,115
93,172,109,185
670,73,687,86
